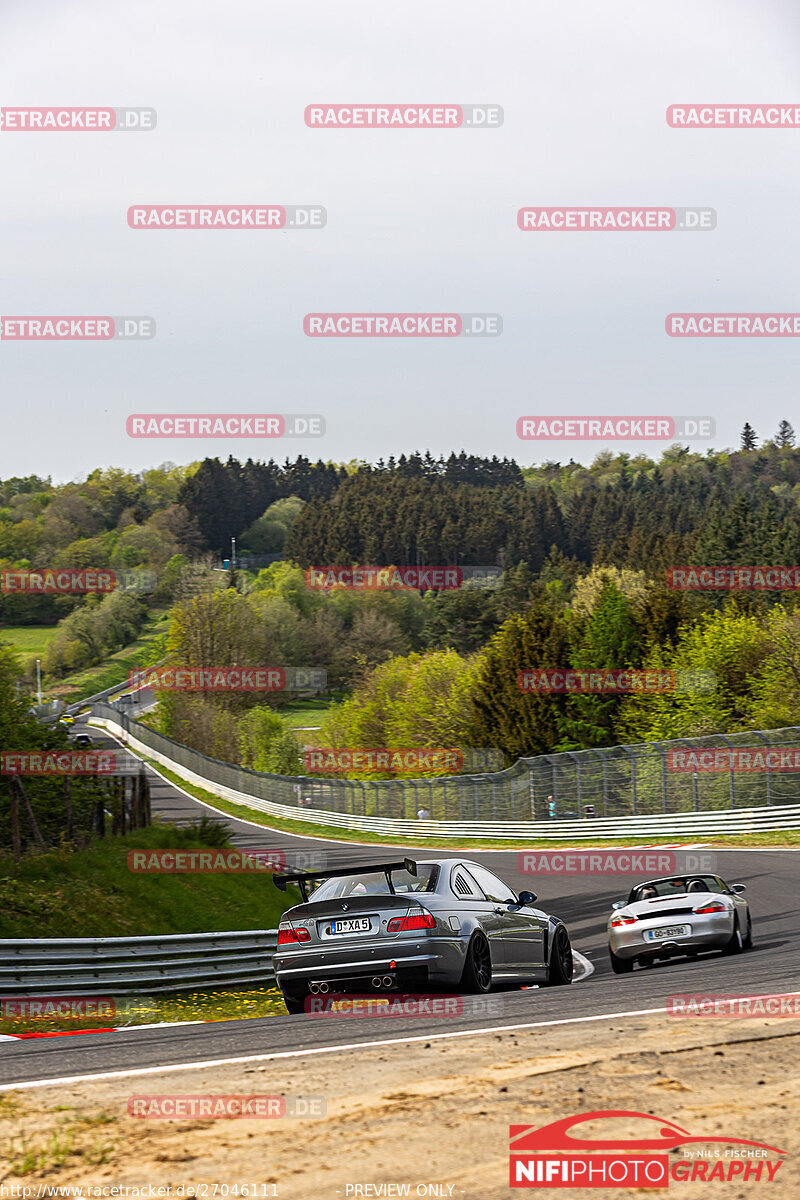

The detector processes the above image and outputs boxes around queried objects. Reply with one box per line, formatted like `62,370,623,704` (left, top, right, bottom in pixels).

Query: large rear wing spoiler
273,858,417,902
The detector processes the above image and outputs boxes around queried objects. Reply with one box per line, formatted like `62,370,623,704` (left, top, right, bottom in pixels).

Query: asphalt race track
2,728,798,1089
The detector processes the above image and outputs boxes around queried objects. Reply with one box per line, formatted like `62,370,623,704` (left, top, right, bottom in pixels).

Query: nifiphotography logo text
509,1110,786,1187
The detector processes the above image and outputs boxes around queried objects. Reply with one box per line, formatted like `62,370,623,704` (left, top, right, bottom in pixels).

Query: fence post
718,736,735,808
14,778,46,849
64,777,73,840
661,746,668,813
754,731,772,806
9,783,22,861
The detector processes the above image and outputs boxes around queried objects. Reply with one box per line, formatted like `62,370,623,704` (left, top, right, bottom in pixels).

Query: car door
451,864,506,968
465,864,546,974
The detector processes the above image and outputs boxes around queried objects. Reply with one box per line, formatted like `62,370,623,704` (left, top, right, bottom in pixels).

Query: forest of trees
5,435,800,770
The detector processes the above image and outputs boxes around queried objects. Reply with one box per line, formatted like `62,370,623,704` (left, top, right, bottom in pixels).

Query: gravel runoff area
1,1011,798,1198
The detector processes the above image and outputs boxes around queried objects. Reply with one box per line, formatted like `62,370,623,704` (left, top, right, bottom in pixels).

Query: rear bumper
274,936,465,993
609,913,734,960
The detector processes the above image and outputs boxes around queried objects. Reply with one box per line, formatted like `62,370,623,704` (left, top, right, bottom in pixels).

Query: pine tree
741,423,758,451
776,420,796,448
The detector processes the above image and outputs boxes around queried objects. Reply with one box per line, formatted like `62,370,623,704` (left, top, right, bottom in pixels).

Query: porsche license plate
329,917,371,935
645,924,690,941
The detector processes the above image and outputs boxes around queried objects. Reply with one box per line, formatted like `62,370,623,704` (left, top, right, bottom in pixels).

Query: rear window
630,875,727,901
309,865,439,900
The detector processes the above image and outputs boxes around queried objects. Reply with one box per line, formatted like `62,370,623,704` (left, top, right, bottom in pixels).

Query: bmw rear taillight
610,915,638,927
277,924,310,944
387,908,436,933
693,901,726,914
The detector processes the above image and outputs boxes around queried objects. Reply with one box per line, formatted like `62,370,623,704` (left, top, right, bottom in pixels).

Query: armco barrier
90,711,800,839
0,931,278,996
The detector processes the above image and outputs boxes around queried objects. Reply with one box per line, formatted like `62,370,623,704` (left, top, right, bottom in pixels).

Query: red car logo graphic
510,1110,785,1155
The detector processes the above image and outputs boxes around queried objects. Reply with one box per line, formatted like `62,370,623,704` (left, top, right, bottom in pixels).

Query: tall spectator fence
89,704,800,822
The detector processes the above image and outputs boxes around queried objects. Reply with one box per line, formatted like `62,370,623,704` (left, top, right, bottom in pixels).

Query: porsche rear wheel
461,932,492,993
609,947,634,974
723,915,744,955
543,925,573,986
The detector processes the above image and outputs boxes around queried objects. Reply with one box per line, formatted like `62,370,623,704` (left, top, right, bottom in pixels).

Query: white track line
0,1004,671,1092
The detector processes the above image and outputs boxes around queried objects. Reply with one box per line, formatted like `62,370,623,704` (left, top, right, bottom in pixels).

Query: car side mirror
611,900,627,910
517,890,537,905
731,883,747,894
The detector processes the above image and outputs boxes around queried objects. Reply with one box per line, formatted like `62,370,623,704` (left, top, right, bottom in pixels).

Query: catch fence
90,704,800,822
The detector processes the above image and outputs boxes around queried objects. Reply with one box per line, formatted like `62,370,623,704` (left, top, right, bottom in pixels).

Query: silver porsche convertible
272,858,573,1012
607,872,752,973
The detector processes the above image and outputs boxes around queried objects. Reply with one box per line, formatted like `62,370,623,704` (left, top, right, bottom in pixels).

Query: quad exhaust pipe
371,975,396,990
309,981,330,994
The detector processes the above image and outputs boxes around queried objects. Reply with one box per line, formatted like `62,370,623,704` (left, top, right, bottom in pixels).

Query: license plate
329,917,372,935
645,924,690,941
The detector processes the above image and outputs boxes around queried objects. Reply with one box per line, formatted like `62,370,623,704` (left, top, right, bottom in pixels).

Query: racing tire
609,947,634,974
282,992,307,1015
723,914,744,955
460,932,493,993
543,925,573,986
742,912,753,950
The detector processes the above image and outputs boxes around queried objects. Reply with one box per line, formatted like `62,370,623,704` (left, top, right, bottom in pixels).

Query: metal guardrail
93,713,800,839
0,930,278,996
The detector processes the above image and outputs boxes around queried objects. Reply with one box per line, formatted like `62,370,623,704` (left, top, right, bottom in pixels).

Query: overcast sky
2,0,799,482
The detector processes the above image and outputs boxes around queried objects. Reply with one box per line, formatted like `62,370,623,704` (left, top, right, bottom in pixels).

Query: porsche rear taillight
610,915,638,927
387,908,436,932
277,924,310,944
693,901,727,914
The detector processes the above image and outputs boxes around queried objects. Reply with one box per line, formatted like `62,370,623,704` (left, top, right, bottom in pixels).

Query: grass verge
0,821,296,940
0,986,290,1037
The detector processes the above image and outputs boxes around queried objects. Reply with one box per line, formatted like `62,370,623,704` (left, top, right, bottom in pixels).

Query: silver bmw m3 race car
272,858,573,1013
607,872,752,973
